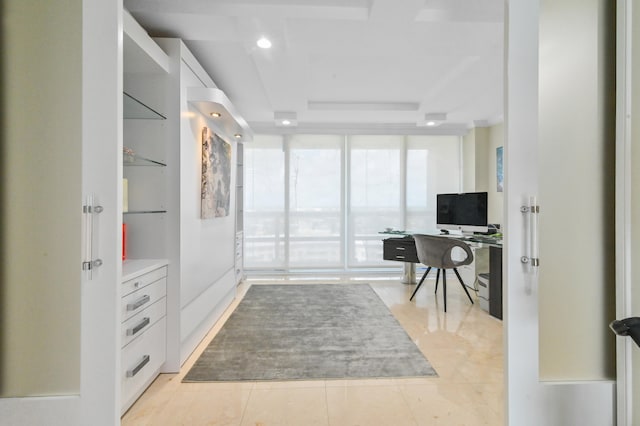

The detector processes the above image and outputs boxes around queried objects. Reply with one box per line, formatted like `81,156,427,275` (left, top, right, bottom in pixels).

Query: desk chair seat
409,234,475,312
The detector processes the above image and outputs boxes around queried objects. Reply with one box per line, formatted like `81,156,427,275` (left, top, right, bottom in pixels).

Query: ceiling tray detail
187,87,254,142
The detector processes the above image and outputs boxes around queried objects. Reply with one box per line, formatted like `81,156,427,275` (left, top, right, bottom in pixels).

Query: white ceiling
125,0,504,135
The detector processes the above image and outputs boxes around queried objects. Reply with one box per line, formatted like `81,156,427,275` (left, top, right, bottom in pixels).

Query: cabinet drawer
121,297,166,348
383,238,419,263
122,266,167,297
121,317,166,413
121,278,166,322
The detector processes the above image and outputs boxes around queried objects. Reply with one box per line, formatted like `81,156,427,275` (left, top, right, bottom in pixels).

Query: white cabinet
121,260,168,414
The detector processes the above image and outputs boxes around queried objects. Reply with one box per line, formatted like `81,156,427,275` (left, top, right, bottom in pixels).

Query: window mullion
343,135,349,270
401,135,408,230
283,135,291,271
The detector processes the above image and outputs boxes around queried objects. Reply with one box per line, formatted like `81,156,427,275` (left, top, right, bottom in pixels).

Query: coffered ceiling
125,0,504,135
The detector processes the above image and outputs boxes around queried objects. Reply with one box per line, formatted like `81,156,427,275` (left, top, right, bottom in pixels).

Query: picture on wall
201,127,232,219
496,146,504,192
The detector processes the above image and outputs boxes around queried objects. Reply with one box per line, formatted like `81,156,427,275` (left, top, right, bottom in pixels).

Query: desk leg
402,263,416,284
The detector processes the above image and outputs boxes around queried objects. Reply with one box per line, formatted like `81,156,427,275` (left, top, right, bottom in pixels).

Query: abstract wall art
201,127,232,218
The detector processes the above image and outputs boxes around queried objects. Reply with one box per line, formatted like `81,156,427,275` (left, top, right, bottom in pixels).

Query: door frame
615,0,634,424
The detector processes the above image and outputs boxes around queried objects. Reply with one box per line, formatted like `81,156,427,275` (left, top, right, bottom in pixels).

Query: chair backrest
412,234,474,269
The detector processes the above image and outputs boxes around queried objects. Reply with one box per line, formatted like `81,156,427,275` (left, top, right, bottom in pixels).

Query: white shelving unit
122,9,170,261
117,13,254,413
121,10,170,414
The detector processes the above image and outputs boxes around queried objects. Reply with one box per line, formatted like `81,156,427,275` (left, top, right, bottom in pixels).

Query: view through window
244,134,461,271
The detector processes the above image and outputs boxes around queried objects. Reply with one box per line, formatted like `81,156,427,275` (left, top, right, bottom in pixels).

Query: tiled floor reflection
122,274,504,426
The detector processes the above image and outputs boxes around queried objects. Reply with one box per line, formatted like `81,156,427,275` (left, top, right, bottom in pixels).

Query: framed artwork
201,127,232,218
496,146,504,192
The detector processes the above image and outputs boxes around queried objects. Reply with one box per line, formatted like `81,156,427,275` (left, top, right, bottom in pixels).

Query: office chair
409,234,475,312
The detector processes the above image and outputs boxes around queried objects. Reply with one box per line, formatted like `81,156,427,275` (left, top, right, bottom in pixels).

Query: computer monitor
436,192,488,233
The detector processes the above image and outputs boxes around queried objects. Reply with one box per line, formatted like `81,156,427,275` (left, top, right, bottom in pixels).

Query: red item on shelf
122,223,127,260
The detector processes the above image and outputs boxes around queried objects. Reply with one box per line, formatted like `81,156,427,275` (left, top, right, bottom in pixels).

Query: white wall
156,39,238,366
480,124,504,226
487,124,504,226
462,129,476,192
462,123,504,227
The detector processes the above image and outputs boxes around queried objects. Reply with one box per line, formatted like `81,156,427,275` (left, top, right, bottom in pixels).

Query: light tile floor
122,274,504,425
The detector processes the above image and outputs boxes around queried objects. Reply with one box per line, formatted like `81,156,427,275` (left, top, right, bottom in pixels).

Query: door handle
520,196,539,272
82,194,104,280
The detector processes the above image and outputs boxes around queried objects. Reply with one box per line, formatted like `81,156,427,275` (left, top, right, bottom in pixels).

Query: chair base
409,267,474,312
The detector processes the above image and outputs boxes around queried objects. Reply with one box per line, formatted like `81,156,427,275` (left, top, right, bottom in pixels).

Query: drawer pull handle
127,294,150,311
133,281,140,288
396,255,405,259
127,317,150,336
126,355,150,378
396,247,406,250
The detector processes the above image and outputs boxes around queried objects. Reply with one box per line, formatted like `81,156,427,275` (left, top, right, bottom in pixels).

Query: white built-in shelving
120,9,170,414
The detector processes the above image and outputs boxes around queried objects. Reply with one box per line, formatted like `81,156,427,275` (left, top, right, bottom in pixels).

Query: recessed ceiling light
274,111,297,127
256,37,272,49
234,134,242,139
210,112,221,118
419,112,447,127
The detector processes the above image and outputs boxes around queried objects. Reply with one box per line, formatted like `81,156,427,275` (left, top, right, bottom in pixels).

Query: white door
614,1,640,424
80,0,123,424
0,1,122,424
504,0,615,424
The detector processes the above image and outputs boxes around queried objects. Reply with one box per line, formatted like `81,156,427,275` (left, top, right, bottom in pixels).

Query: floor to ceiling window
348,135,403,267
243,135,286,269
244,134,461,272
288,135,343,268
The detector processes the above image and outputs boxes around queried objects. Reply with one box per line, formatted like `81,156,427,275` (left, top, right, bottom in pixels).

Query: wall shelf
124,153,167,167
123,210,167,215
124,92,166,120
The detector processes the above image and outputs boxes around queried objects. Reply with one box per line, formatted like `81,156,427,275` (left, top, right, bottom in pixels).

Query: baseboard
0,395,80,426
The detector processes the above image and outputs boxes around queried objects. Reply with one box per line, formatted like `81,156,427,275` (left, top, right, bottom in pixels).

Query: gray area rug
183,284,437,382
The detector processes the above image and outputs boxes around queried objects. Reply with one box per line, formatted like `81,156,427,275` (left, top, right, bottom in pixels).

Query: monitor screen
436,192,488,233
